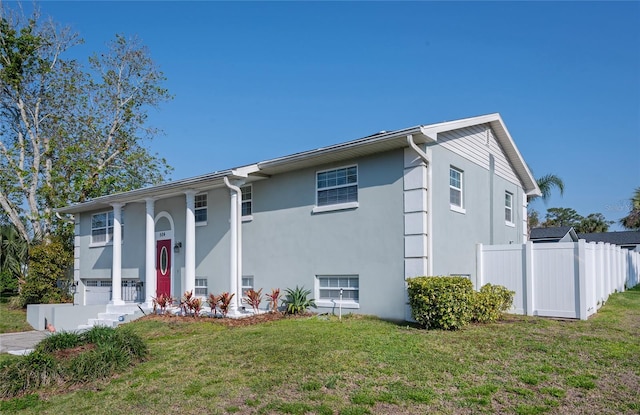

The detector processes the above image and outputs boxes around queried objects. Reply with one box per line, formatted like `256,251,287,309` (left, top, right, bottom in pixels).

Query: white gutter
223,176,243,313
407,135,434,276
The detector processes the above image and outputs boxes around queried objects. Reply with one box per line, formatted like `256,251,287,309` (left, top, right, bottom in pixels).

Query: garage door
84,280,112,305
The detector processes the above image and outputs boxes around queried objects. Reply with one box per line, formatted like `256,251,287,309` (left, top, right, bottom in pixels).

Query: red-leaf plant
218,292,235,317
152,293,174,315
266,288,281,313
242,288,263,313
180,290,194,316
190,297,203,318
207,293,221,317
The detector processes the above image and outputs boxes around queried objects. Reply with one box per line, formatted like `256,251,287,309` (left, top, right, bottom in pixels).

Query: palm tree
533,174,565,203
0,224,29,294
620,187,640,230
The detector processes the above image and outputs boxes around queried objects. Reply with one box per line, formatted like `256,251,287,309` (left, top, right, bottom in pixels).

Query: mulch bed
137,311,312,328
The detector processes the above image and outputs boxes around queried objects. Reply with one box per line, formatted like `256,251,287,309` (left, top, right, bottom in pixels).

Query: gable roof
530,226,577,241
57,113,541,214
577,231,640,247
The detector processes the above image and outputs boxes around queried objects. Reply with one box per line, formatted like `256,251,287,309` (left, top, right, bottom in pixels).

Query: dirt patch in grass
51,343,97,360
138,312,310,328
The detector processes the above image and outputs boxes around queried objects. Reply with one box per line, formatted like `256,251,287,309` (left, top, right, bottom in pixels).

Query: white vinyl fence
476,241,640,320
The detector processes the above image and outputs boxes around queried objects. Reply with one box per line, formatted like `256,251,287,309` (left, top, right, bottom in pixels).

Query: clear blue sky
34,1,640,229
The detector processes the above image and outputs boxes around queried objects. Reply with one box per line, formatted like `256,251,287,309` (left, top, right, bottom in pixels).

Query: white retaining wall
476,240,640,320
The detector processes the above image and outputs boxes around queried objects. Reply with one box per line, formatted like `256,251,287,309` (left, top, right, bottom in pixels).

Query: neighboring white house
57,113,541,321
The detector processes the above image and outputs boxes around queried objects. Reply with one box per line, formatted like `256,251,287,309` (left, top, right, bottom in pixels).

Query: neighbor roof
530,226,576,241
577,231,640,246
57,113,541,214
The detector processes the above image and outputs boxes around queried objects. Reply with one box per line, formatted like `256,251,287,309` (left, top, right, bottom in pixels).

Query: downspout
407,135,434,276
223,176,242,313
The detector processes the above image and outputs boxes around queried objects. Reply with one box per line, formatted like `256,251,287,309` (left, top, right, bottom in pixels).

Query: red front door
156,239,171,297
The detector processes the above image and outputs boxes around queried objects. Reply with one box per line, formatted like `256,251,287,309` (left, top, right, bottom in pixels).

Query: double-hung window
316,275,359,308
505,191,514,225
241,276,254,298
449,167,464,212
316,165,358,208
91,210,124,245
195,278,208,296
241,185,252,217
195,193,207,223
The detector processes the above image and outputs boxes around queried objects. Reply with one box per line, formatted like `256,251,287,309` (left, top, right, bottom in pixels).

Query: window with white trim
241,276,254,297
505,191,514,224
449,167,463,209
195,193,207,223
195,278,208,296
241,185,252,217
91,210,124,244
316,165,358,207
317,275,359,303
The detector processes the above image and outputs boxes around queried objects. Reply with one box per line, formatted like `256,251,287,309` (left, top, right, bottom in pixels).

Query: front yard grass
1,286,639,414
0,296,33,334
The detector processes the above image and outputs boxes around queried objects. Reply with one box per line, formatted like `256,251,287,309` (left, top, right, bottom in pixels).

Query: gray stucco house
58,113,541,321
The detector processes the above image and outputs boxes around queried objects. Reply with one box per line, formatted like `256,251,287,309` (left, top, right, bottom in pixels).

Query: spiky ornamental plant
207,293,221,317
283,286,316,315
243,288,263,313
266,288,282,313
218,292,235,317
180,290,194,315
152,293,173,315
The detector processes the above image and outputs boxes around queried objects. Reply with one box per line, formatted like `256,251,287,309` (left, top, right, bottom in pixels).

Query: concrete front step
79,304,152,330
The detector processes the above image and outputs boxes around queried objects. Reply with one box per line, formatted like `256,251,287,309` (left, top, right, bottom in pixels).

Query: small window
449,167,463,209
241,276,254,297
241,185,252,217
91,210,124,244
317,276,359,302
195,278,208,296
505,191,513,224
195,194,207,223
316,166,358,207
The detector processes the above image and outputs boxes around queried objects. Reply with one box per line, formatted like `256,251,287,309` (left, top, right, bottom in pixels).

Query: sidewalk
0,331,48,355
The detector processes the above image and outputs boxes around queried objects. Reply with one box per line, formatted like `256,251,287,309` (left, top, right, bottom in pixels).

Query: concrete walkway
0,331,48,355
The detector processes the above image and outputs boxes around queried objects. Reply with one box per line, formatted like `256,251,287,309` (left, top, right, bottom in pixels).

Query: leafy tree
14,238,72,307
0,224,28,294
575,213,614,234
620,187,640,230
541,207,582,228
0,5,172,244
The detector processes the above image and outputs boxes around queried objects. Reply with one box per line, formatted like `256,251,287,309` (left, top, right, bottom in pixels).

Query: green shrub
471,284,515,323
283,286,316,315
0,326,147,398
407,276,474,330
18,239,72,307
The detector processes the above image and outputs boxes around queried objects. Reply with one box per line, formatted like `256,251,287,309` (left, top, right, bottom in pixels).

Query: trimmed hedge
407,276,514,330
407,276,474,330
471,283,515,323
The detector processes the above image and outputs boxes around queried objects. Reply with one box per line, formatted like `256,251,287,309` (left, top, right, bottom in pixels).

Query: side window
449,167,464,212
195,193,207,223
195,278,208,296
241,185,252,217
505,191,514,224
241,276,254,297
316,275,359,303
316,166,358,207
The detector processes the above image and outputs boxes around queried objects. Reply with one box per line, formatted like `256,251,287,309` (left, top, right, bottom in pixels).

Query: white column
184,190,196,295
145,198,156,307
111,203,125,305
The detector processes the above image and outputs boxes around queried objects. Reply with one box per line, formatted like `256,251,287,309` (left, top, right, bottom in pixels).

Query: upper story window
241,185,252,217
505,191,514,224
195,193,207,223
316,165,358,207
449,167,464,211
91,210,124,245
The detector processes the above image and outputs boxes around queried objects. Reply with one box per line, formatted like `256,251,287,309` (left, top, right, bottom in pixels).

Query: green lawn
0,297,33,334
1,287,640,414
